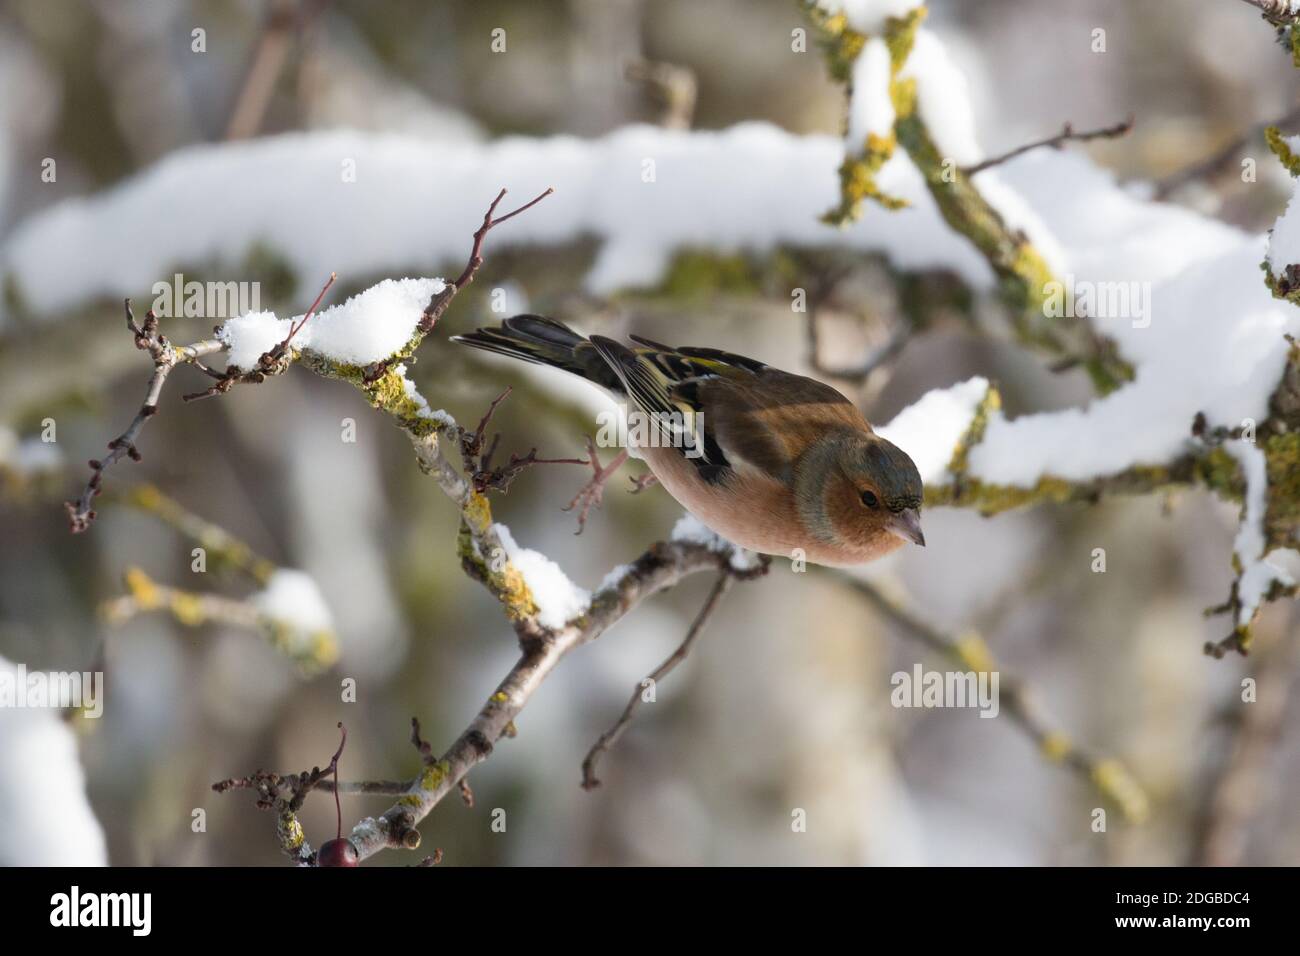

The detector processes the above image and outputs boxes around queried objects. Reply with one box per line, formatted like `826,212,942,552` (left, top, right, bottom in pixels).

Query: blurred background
0,0,1297,866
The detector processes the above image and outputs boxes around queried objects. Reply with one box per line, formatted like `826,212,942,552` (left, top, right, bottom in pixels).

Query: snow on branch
798,0,1300,653
99,483,341,672
0,130,1232,326
102,567,339,674
29,0,1300,863
806,2,1132,392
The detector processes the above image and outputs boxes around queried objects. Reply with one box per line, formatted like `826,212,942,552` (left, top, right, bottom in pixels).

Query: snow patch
1267,173,1300,275
492,524,591,629
251,569,335,633
216,277,445,370
671,512,763,572
0,426,63,476
876,377,989,484
1225,441,1295,626
816,0,921,33
0,655,108,865
394,364,454,427
847,38,894,146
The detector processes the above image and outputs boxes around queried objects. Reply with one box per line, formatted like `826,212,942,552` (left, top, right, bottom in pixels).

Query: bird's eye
860,490,879,509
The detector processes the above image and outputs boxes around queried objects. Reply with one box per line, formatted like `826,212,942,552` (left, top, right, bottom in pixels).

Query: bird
452,314,925,566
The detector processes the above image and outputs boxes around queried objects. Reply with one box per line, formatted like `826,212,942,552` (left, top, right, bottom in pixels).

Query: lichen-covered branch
118,482,278,585
924,365,1300,656
806,2,1134,394
841,575,1149,823
314,540,758,865
102,567,338,673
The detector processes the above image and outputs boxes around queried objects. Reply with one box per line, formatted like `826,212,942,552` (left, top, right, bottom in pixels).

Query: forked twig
581,572,733,789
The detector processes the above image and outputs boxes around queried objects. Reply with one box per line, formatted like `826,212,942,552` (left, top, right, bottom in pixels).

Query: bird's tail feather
452,314,624,393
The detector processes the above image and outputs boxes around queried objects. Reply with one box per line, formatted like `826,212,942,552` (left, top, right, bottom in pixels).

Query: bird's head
795,431,925,554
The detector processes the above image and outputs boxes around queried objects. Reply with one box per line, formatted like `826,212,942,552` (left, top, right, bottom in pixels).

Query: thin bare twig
474,447,589,495
183,270,337,402
453,187,556,291
459,386,514,471
65,300,223,532
283,270,337,346
224,0,331,141
1155,102,1300,200
410,716,435,765
411,186,556,342
962,116,1134,176
326,722,346,841
457,386,588,493
581,572,733,789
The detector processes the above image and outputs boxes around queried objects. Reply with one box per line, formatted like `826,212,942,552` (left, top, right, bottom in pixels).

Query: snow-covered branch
22,0,1300,867
806,2,1132,393
332,536,767,866
800,0,1300,654
102,566,338,674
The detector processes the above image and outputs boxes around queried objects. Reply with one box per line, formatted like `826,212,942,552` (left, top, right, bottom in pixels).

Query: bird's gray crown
858,438,923,512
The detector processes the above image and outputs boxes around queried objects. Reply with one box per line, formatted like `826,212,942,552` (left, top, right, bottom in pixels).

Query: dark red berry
317,838,358,867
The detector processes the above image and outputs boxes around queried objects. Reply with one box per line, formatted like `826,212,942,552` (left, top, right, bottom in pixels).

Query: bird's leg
563,436,630,534
629,472,659,494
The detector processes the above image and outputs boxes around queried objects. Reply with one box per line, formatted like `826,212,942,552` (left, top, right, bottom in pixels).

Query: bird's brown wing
589,334,868,485
689,368,869,483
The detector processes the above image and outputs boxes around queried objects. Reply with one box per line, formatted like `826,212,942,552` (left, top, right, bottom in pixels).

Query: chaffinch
453,314,925,566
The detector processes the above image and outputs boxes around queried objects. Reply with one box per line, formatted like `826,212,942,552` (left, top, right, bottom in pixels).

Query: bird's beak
887,508,925,547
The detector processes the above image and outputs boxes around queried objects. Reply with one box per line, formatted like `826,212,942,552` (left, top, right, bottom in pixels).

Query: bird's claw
563,437,630,534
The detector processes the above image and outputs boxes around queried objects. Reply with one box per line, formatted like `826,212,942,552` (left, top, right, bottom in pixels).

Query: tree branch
1154,102,1300,200
841,575,1150,823
806,5,1134,394
961,116,1134,176
1236,0,1300,27
581,571,733,789
64,301,223,532
101,566,339,674
334,540,761,865
117,482,278,584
